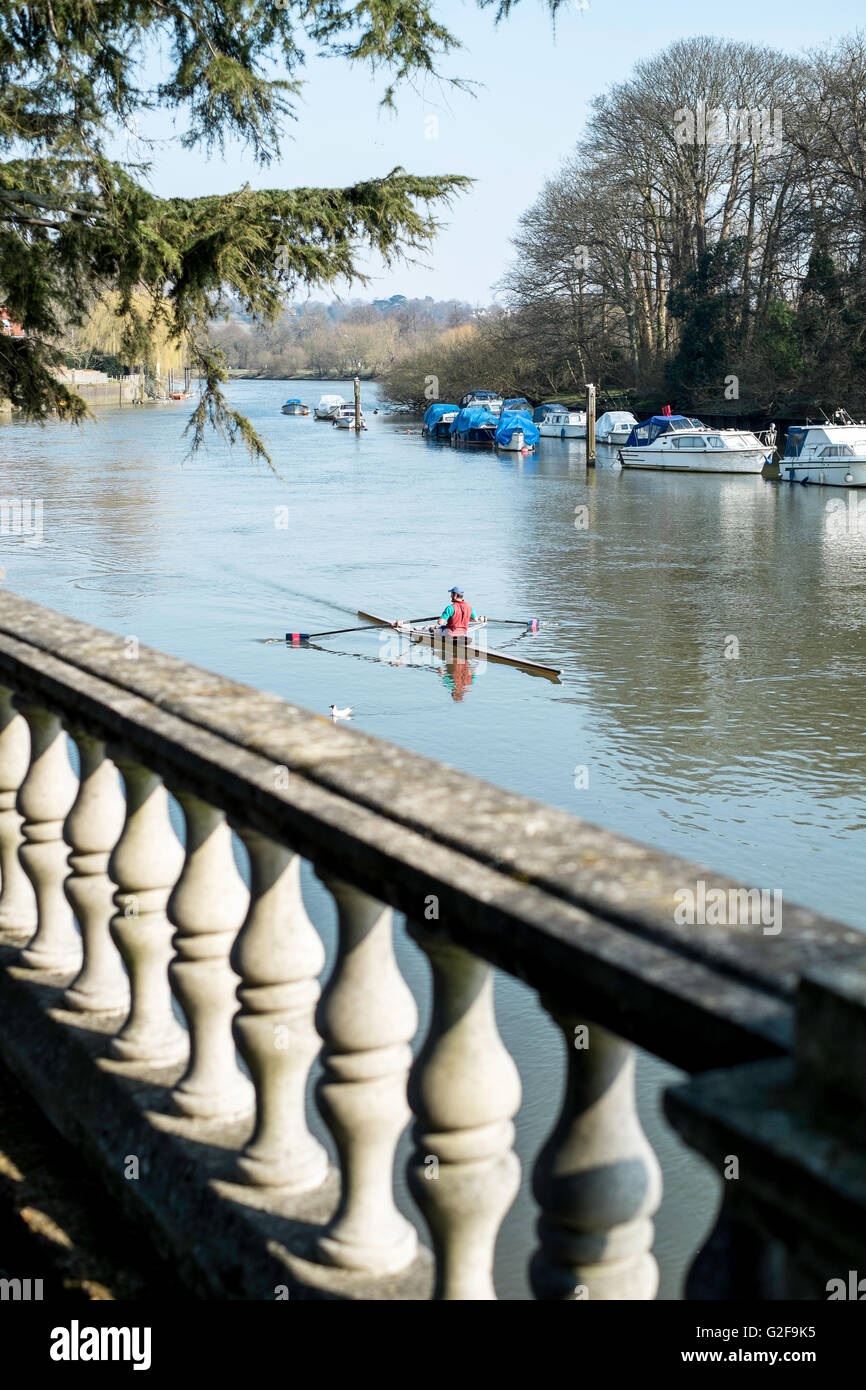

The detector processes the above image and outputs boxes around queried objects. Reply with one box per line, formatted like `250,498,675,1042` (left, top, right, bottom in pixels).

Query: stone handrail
0,588,863,1300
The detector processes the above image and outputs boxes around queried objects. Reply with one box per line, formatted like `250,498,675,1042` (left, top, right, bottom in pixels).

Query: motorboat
494,410,540,453
531,403,587,438
450,405,498,447
314,393,345,420
281,398,309,415
595,410,637,445
423,402,460,439
781,413,866,486
333,404,366,430
459,389,503,416
502,397,533,415
619,416,770,473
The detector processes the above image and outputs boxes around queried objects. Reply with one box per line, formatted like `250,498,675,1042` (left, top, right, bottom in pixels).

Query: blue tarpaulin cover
423,402,459,429
450,406,497,436
495,410,540,447
503,397,532,413
624,415,701,447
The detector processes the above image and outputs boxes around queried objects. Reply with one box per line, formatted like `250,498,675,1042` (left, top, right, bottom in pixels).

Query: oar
485,617,543,631
286,616,438,644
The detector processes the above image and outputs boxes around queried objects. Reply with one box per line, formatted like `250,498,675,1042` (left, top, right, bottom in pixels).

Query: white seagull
329,703,353,720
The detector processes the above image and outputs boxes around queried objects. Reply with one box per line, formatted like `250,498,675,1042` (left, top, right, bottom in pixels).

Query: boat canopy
624,415,703,447
495,411,540,447
596,410,636,430
450,406,497,436
532,402,569,421
423,402,459,429
783,426,809,458
283,398,303,405
503,397,531,413
459,390,501,407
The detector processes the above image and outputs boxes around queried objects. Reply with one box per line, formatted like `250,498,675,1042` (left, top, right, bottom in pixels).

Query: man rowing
437,586,486,635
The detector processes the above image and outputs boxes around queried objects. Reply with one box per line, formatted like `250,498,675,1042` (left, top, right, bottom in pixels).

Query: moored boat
450,405,498,447
619,415,770,473
281,398,309,416
423,402,460,439
596,410,637,445
333,404,366,430
314,393,345,420
459,388,503,416
532,403,587,438
781,414,866,486
495,410,540,453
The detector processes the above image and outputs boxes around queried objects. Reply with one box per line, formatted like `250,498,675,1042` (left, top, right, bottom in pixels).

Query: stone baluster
14,700,79,971
230,830,327,1189
167,790,252,1118
63,728,128,1013
109,758,187,1064
529,1010,662,1300
0,685,36,942
407,924,521,1300
315,875,417,1273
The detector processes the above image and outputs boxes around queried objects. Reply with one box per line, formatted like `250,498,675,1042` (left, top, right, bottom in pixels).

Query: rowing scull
357,611,563,682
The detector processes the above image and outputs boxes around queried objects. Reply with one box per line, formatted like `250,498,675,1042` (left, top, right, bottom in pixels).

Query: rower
438,586,486,635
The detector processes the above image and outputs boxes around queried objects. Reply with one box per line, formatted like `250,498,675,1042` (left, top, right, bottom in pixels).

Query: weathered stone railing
0,588,864,1300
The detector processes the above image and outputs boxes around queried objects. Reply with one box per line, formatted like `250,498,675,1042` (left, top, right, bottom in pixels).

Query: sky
138,0,864,304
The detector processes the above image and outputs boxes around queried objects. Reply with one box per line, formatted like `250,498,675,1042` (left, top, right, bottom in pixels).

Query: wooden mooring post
354,376,362,433
586,383,596,465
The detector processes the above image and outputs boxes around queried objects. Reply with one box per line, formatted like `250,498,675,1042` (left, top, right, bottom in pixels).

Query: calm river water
2,379,864,1299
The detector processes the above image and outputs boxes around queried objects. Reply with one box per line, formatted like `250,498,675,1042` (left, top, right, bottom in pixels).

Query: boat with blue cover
281,397,309,415
495,411,540,453
450,405,498,447
423,402,460,439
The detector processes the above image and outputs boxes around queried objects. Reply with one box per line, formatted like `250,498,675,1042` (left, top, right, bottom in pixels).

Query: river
1,378,864,1299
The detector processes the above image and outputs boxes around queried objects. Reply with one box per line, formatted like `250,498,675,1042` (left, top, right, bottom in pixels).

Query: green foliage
0,0,519,458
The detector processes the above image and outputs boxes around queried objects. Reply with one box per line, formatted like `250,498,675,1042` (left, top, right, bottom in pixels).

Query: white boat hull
496,432,536,452
598,426,632,445
538,422,586,439
782,459,866,487
619,449,767,474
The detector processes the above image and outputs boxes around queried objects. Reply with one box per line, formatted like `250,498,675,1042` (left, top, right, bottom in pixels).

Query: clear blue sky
140,1,863,303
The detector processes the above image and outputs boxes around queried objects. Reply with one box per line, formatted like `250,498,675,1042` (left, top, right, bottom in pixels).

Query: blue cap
450,585,463,596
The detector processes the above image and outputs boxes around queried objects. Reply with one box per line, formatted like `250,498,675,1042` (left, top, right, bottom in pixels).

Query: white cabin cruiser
619,415,770,473
314,393,345,420
781,415,866,487
532,403,587,438
596,410,638,445
459,389,503,416
333,404,366,430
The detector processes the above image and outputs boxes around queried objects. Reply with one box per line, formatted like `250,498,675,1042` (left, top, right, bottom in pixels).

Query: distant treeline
210,295,476,380
381,32,866,419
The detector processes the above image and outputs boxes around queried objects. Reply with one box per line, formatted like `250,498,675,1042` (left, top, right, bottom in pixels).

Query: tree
0,0,558,459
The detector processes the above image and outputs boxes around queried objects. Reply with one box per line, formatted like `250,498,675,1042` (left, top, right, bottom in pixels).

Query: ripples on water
2,380,864,1297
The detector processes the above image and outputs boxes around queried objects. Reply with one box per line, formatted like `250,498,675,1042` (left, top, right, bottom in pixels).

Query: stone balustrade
0,588,864,1300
